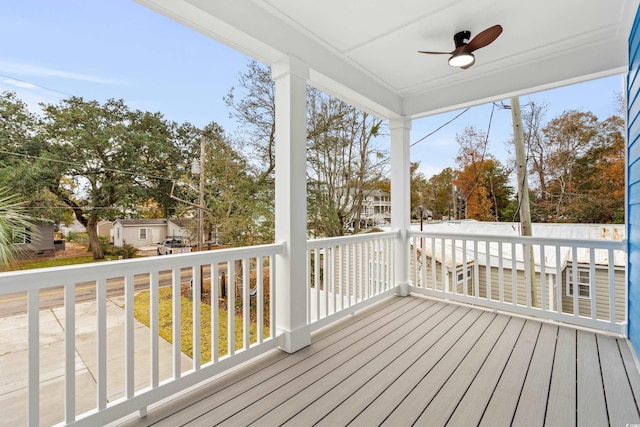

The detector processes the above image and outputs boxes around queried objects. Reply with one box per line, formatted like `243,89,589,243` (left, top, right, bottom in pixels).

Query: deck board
577,330,609,427
598,334,640,425
545,326,577,427
479,320,541,427
511,323,558,427
112,295,640,427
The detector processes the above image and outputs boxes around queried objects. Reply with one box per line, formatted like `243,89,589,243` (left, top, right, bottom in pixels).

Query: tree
426,168,457,220
306,88,387,236
455,126,513,221
226,61,388,238
36,97,192,259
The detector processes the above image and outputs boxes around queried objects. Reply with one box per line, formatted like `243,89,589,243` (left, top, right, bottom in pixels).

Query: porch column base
395,281,410,297
278,324,311,353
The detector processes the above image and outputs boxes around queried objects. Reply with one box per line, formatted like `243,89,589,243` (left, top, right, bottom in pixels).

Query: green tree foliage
455,126,513,221
523,106,624,223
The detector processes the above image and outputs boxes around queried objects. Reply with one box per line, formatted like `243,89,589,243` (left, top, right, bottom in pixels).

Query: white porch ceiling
136,0,637,120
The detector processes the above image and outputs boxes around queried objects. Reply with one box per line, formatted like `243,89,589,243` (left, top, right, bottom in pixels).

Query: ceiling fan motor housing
453,31,471,48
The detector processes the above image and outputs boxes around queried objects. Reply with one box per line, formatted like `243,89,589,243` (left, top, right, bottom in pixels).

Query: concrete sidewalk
0,296,191,426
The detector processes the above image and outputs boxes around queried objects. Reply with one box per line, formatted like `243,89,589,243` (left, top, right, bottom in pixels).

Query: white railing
408,231,627,334
0,243,283,427
306,231,398,331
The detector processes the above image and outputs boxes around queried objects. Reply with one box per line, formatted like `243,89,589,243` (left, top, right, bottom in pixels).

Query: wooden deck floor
115,295,640,427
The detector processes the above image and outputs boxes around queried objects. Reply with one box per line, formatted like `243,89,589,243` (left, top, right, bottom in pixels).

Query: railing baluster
306,249,311,324
524,243,531,308
270,255,276,339
511,242,517,306
498,242,504,303
64,283,75,424
243,258,250,350
451,238,457,295
441,238,447,293
590,248,596,321
27,289,39,427
257,257,264,344
228,261,235,356
462,239,468,297
572,248,579,317
125,274,135,398
150,271,159,388
193,266,201,370
314,249,320,322
212,264,219,362
474,240,480,299
172,269,181,378
431,237,436,291
323,247,329,317
97,278,107,410
540,246,546,312
556,246,562,314
609,248,616,325
485,240,491,301
421,235,427,290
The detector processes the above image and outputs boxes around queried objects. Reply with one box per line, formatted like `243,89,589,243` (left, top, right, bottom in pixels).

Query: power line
410,107,470,147
0,73,74,98
0,149,175,181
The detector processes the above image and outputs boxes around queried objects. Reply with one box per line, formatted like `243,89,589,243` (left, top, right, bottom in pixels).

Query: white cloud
1,77,38,89
0,59,126,85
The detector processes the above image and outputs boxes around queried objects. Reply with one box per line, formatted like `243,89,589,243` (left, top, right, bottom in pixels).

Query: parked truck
157,237,191,255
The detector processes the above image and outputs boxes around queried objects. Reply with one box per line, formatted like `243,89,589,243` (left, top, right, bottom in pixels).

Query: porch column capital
389,117,412,131
272,56,309,82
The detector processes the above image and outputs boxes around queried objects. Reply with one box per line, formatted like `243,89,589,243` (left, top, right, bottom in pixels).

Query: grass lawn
133,287,269,364
1,255,100,271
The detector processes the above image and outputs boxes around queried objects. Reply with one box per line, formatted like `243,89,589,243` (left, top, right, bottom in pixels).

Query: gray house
112,218,195,249
13,221,55,258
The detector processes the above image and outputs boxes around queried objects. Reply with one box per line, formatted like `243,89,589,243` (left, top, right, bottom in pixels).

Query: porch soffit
136,0,636,120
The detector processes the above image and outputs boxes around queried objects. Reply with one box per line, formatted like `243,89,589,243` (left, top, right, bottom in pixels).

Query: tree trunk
86,216,105,260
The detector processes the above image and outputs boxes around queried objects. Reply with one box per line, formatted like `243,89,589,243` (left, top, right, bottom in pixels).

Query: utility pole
511,96,537,306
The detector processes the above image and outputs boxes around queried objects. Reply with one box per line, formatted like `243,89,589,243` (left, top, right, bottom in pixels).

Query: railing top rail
306,230,400,249
0,242,285,293
408,230,626,251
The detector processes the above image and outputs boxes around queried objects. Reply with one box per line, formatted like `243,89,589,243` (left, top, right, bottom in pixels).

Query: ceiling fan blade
464,24,503,52
418,50,453,55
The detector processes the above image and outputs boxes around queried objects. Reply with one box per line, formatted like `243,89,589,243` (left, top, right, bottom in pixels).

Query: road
0,267,219,317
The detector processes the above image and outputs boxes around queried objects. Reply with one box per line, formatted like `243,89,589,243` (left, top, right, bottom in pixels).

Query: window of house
456,266,473,286
139,228,147,240
12,227,30,244
566,267,591,299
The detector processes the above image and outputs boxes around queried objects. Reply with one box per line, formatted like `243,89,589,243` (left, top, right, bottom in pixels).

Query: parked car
157,237,191,255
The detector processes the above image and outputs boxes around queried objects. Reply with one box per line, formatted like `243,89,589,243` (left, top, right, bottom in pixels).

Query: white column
272,57,311,353
390,117,412,296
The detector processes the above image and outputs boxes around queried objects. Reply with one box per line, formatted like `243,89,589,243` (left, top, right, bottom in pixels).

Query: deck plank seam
595,335,611,427
251,301,457,426
194,299,441,425
617,338,640,417
311,305,474,427
148,296,425,426
506,320,543,427
542,325,560,427
327,306,478,426
379,311,499,426
441,316,521,427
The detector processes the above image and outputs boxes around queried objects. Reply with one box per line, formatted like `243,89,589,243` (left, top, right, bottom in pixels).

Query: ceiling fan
419,24,503,69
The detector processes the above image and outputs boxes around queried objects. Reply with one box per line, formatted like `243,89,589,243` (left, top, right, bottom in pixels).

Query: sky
0,1,625,180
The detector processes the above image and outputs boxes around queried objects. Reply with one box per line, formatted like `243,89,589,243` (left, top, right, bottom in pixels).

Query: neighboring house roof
168,219,195,229
409,220,626,270
114,219,167,226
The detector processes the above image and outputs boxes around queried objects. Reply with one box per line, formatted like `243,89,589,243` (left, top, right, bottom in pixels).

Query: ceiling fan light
448,52,475,68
